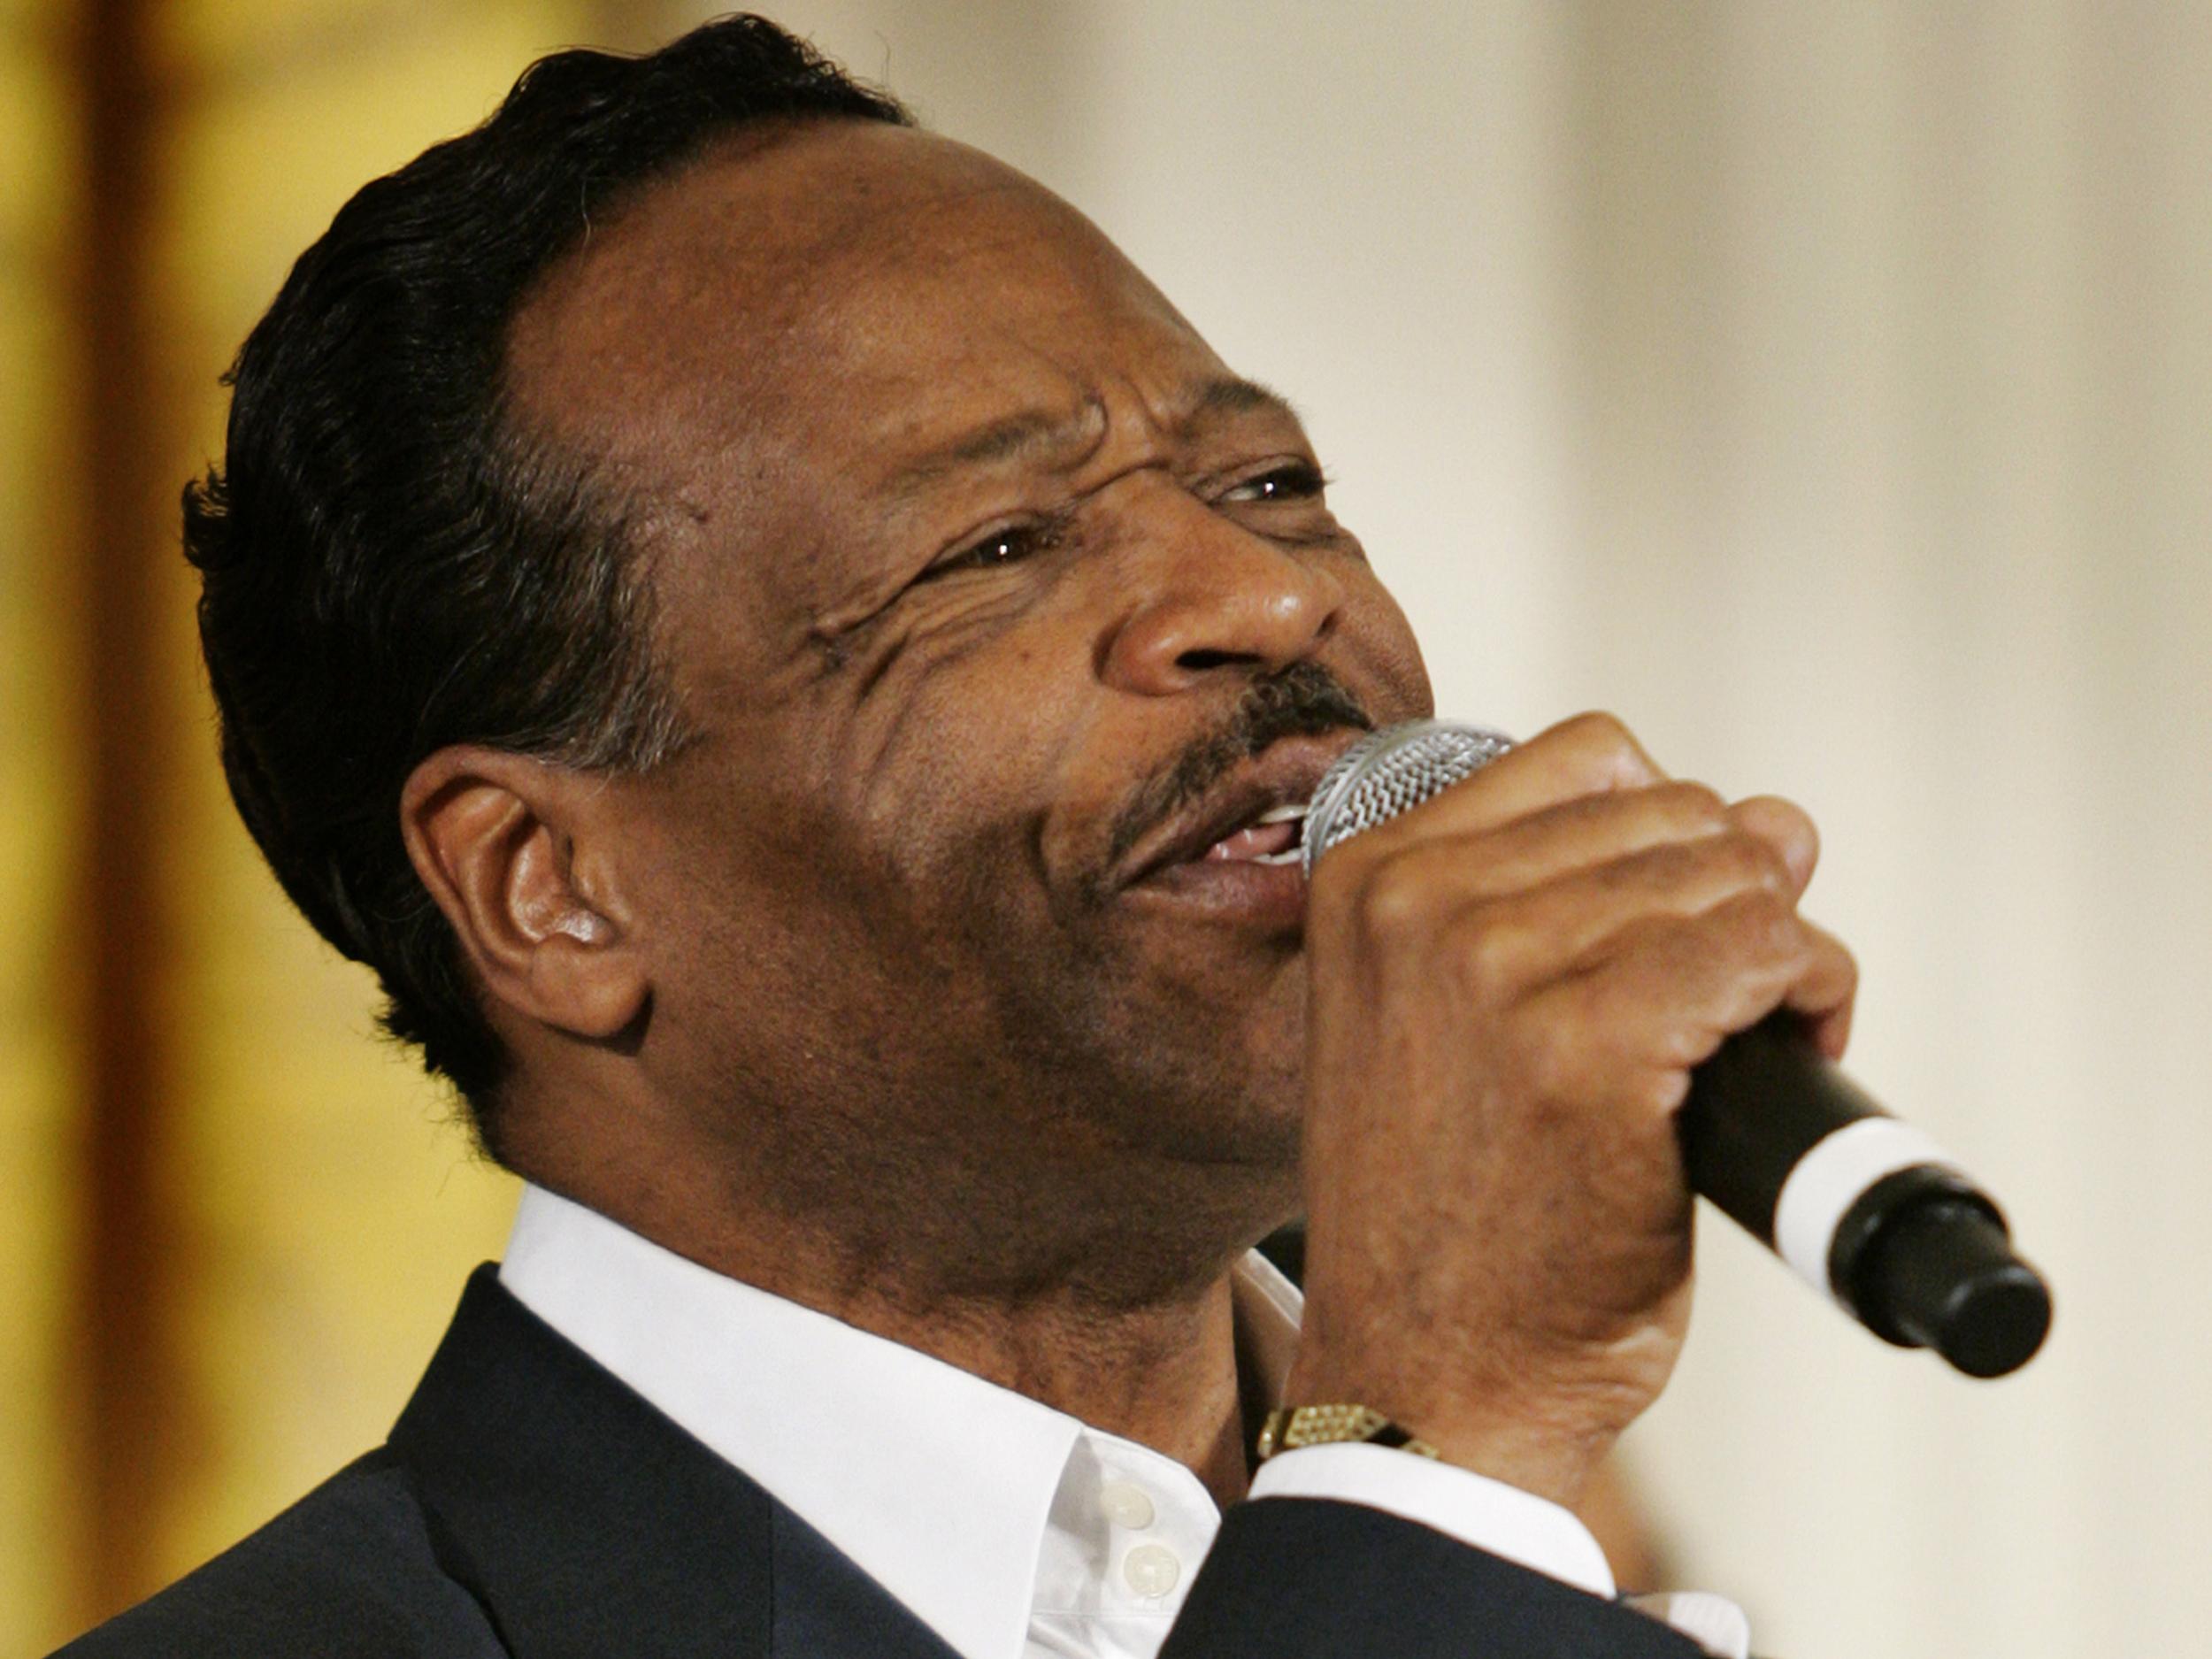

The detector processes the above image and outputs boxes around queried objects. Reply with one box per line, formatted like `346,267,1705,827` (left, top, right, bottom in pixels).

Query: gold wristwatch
1255,1404,1440,1463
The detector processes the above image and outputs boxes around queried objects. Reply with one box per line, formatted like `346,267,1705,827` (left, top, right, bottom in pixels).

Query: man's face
506,121,1431,1249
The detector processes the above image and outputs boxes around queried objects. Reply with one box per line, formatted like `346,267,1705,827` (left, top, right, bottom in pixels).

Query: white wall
724,5,2212,1655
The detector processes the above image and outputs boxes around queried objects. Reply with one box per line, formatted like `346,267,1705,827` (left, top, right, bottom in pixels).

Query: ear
399,746,649,1042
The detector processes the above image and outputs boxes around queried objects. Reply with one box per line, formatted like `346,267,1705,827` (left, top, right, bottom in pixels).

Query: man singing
61,15,1853,1657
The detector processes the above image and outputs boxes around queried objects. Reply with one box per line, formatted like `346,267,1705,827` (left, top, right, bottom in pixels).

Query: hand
1285,712,1857,1506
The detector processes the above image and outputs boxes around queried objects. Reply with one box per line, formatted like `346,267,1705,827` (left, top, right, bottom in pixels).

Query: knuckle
1560,710,1637,764
1717,829,1793,893
1633,1063,1695,1117
1763,900,1813,959
1656,1019,1723,1075
1754,792,1819,842
1350,850,1432,945
1732,793,1822,880
1453,909,1525,997
1537,710,1663,790
1564,709,1632,744
1718,887,1799,955
1663,780,1729,827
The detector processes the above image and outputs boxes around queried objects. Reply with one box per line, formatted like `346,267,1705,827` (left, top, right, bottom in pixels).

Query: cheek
836,618,1101,897
1340,568,1435,722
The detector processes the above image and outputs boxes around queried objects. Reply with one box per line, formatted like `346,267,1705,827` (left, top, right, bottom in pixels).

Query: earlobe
400,747,649,1043
522,887,646,1041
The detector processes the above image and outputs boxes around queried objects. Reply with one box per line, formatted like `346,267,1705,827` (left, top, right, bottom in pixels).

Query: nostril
1174,647,1253,672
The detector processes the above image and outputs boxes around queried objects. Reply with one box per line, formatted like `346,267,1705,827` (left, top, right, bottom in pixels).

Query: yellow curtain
1,0,84,1640
3,4,693,1647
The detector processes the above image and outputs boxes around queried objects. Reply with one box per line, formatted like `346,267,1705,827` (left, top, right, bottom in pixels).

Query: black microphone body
1302,720,2053,1379
1679,1010,2051,1377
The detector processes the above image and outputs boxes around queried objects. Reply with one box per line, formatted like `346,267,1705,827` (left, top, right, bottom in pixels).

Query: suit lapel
771,1503,963,1659
388,1266,958,1659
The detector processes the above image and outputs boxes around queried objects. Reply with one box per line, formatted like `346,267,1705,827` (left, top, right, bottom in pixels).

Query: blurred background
4,1,2208,1653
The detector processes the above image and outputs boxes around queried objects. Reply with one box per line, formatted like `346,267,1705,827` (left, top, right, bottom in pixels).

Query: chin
1124,964,1310,1162
1083,1032,1309,1178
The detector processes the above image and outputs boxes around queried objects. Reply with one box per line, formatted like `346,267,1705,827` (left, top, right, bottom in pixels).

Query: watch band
1255,1403,1441,1463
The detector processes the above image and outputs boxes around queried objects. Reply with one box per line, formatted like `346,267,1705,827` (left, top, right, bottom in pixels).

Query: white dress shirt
499,1184,1745,1658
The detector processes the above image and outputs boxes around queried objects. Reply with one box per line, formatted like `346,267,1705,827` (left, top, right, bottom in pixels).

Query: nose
1098,499,1346,696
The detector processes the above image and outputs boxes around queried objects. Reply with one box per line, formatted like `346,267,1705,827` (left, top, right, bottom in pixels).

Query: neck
809,1263,1255,1509
657,1201,1256,1504
515,1097,1275,1508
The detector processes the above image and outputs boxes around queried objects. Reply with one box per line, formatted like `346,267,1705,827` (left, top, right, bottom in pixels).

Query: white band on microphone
1772,1118,1962,1297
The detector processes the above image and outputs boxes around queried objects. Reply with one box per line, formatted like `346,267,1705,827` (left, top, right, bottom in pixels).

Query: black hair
184,15,911,1156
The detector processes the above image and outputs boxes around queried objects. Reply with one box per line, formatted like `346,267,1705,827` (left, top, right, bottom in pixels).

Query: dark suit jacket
56,1266,1700,1657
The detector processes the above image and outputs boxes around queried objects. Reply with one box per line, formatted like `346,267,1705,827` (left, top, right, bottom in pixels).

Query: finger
1421,828,1801,993
1343,712,1669,854
1523,890,1820,1114
1727,795,1819,898
1416,780,1737,900
1782,920,1857,1059
1325,781,1737,931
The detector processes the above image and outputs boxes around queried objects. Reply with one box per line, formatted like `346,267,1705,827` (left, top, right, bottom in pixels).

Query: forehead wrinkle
876,373,1304,506
879,393,1110,503
513,126,1216,518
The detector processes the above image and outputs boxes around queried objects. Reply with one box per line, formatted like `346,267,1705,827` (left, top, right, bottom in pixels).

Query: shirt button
1098,1480,1156,1530
1121,1542,1181,1598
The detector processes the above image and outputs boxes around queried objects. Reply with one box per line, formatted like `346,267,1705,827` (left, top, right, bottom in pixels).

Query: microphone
1302,719,2054,1379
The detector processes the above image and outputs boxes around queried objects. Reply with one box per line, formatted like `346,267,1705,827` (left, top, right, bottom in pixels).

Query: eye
1218,460,1329,505
933,516,1067,578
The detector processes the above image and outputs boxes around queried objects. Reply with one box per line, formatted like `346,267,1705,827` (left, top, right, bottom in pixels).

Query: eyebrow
1179,374,1303,434
881,374,1304,501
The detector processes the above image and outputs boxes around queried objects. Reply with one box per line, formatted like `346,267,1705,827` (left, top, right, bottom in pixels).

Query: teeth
1256,802,1309,824
1250,847,1304,865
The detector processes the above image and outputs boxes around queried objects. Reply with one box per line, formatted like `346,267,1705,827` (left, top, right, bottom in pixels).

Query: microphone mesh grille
1302,721,1517,877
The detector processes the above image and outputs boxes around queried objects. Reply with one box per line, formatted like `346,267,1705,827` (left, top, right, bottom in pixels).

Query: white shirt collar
500,1183,1302,1659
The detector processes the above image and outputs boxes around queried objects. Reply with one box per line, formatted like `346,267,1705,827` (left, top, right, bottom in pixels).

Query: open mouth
1200,801,1307,865
1113,734,1356,892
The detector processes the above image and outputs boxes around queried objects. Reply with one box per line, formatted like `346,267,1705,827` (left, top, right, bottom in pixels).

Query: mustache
1102,663,1374,874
